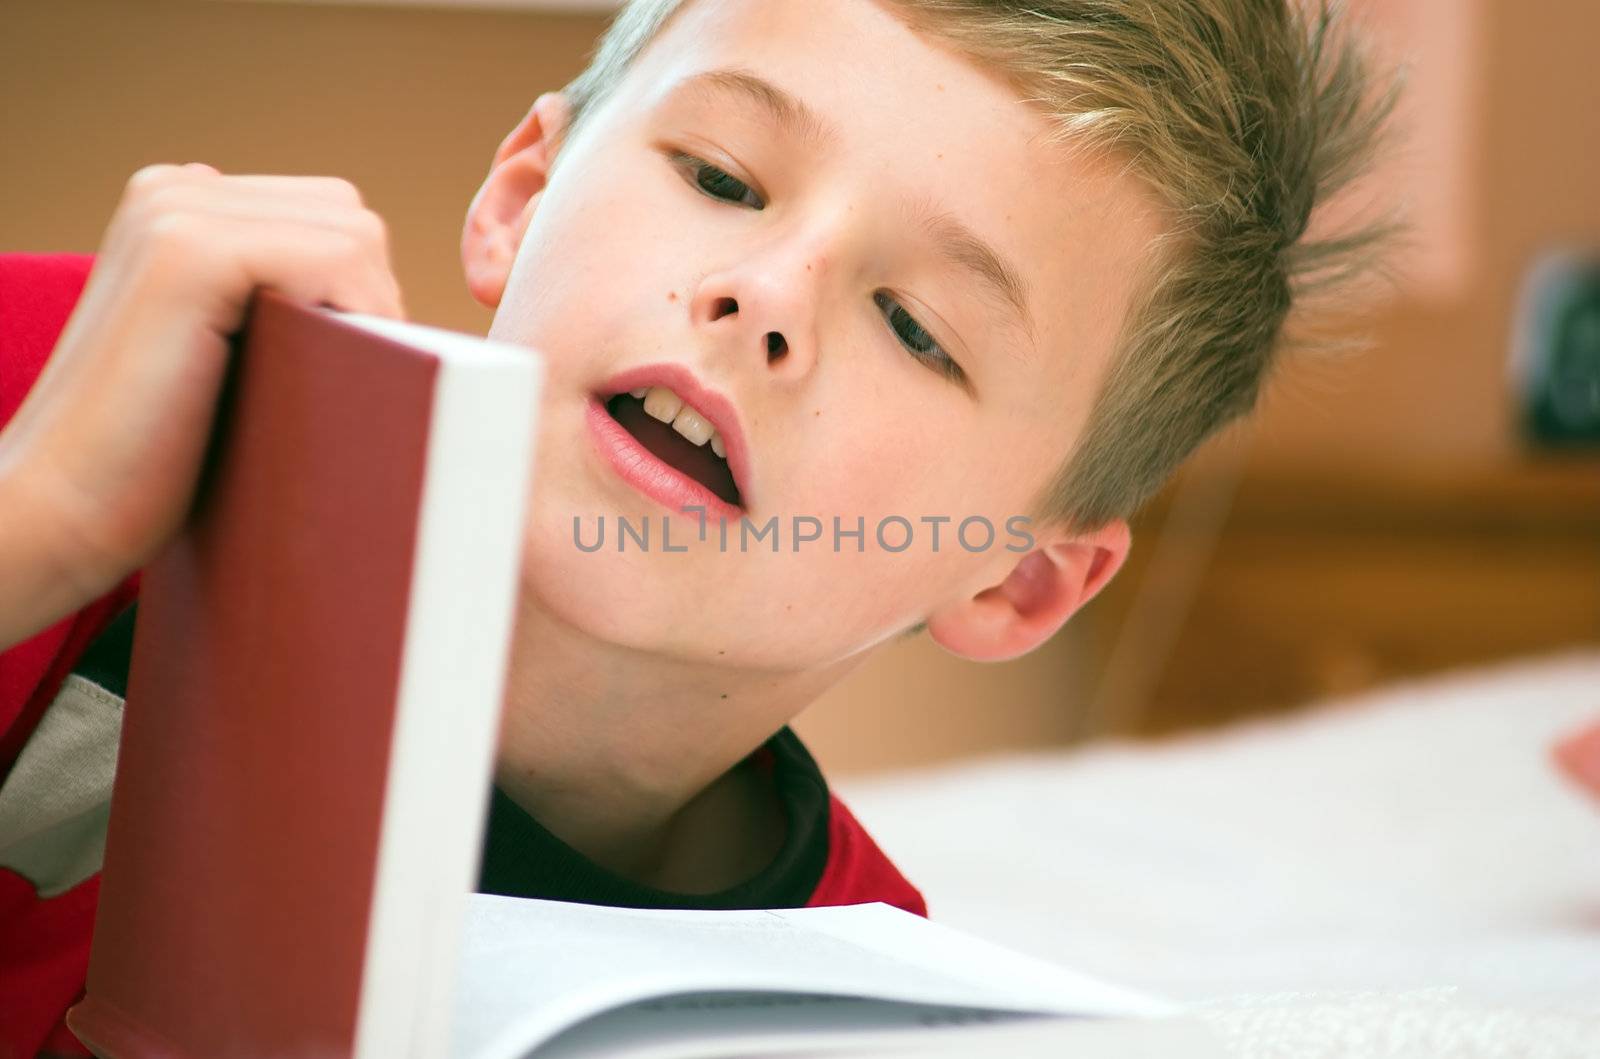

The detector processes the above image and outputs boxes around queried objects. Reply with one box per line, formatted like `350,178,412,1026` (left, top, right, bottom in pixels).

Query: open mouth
602,391,743,508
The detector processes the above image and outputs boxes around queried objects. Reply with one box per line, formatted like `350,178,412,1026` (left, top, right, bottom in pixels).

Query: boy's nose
707,295,790,364
689,260,817,379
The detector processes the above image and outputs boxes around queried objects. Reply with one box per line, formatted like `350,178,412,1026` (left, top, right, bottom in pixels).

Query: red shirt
0,254,926,1059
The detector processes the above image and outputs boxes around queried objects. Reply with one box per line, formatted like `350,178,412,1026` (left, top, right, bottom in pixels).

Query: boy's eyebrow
905,201,1037,349
674,67,839,152
671,66,1037,350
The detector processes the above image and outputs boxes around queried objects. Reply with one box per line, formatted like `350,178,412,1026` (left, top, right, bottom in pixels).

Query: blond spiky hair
558,0,1401,533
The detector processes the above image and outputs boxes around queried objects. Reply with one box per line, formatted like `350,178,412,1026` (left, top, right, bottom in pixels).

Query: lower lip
584,396,746,524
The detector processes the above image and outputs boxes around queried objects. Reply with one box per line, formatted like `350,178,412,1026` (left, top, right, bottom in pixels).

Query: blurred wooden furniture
1086,456,1600,737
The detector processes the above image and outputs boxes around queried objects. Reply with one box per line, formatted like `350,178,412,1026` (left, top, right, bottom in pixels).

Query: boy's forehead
623,0,1040,152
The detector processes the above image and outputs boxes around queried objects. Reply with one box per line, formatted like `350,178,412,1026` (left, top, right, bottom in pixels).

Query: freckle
813,409,820,417
720,693,728,699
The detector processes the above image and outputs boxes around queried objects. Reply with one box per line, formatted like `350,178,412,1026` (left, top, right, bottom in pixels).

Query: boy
0,0,1394,1053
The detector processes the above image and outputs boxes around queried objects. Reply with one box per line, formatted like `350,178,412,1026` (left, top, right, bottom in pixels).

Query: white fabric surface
830,650,1600,1056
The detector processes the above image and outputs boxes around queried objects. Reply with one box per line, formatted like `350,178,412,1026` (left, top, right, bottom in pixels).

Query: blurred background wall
2,0,1595,775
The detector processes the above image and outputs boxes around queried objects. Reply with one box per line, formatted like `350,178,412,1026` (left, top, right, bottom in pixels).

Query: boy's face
467,0,1159,672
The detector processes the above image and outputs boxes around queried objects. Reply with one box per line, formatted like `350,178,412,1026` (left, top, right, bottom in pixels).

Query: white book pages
452,895,1173,1059
327,310,542,1059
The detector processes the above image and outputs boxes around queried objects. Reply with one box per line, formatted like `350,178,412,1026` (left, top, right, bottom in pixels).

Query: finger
220,212,407,322
1552,721,1600,799
213,173,368,207
139,181,384,242
125,163,368,208
124,210,405,326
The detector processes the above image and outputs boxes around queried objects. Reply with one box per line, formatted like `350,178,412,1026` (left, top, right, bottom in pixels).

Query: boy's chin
513,517,734,654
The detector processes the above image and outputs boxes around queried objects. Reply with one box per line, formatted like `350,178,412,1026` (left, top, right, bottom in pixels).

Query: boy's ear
462,91,572,309
924,519,1130,663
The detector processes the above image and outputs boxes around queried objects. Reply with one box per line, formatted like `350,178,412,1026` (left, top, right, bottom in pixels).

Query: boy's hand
0,164,404,642
1552,719,1600,801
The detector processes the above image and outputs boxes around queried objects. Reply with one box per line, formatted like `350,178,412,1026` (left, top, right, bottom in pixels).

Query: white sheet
830,649,1600,1056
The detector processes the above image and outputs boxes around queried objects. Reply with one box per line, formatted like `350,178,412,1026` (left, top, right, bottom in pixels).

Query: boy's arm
0,461,109,650
0,163,405,653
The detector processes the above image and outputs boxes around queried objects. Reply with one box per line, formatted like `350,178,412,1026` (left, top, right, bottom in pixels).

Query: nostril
711,296,738,321
766,331,787,362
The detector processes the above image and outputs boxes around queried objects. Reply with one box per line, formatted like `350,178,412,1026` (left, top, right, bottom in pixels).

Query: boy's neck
492,589,862,892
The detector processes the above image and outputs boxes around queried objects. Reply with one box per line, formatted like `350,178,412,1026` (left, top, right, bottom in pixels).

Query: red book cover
67,291,541,1058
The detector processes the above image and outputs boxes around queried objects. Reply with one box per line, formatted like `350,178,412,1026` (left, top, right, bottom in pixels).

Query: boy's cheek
499,198,683,352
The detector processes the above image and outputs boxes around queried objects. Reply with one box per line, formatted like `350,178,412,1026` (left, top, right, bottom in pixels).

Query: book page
531,991,1061,1059
451,895,1169,1059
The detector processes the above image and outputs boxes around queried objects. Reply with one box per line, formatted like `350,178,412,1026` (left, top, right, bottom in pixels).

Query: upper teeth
637,386,728,459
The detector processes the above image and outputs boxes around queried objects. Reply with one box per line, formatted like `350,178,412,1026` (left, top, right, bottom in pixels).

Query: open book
65,292,1167,1058
453,894,1171,1059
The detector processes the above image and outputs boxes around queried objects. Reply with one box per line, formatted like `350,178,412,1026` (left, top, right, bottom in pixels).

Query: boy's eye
670,151,764,210
873,292,966,386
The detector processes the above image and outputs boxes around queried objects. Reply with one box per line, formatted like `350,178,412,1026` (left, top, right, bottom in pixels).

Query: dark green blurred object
1510,250,1600,447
